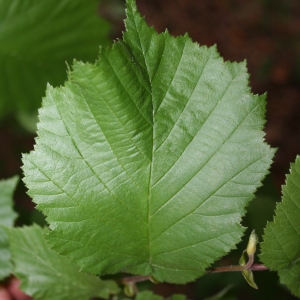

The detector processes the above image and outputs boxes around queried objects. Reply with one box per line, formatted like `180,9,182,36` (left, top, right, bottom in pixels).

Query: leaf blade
4,225,119,300
260,155,300,297
23,0,274,283
0,176,18,280
0,176,18,227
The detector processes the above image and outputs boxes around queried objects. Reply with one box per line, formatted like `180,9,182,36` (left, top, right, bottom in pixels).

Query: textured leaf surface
0,0,110,120
0,176,18,280
22,0,274,283
260,156,300,297
4,225,119,300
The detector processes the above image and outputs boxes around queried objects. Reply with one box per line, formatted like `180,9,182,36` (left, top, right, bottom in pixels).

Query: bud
149,276,159,284
239,250,258,289
124,283,135,297
242,268,258,289
246,230,258,256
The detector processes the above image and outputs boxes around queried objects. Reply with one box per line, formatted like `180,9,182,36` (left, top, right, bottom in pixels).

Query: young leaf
260,156,300,297
0,176,18,280
0,0,110,121
4,225,119,300
22,0,274,283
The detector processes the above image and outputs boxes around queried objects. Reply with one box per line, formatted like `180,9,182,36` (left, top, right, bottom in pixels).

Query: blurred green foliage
0,0,110,130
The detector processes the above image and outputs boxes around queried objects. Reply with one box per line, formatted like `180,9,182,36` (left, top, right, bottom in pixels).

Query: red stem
207,263,269,273
121,275,151,284
120,255,269,283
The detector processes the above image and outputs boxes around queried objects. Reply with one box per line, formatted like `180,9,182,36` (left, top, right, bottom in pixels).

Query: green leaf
260,155,300,297
0,0,110,120
0,230,11,280
22,0,274,283
135,291,163,300
134,291,187,300
4,225,119,300
0,176,18,227
121,292,187,300
277,265,300,298
167,295,188,300
0,176,18,280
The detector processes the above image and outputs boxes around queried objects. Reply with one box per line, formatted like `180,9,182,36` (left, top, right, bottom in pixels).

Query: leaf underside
260,156,300,297
0,176,18,280
22,0,274,283
5,225,119,300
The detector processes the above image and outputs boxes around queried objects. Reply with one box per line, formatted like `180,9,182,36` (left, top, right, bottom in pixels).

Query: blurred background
0,0,299,299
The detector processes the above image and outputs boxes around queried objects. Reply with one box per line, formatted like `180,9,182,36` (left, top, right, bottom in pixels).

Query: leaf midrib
130,8,155,268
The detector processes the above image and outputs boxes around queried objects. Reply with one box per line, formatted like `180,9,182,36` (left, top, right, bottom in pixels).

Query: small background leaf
0,0,110,123
0,176,18,227
0,230,11,280
260,155,300,298
136,291,163,300
0,176,18,280
5,225,119,300
167,294,188,300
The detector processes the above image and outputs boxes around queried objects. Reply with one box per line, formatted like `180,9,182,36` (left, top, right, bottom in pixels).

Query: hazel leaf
22,0,274,284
